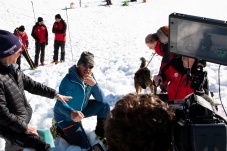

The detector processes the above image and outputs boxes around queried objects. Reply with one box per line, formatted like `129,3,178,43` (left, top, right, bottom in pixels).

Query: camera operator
153,56,209,101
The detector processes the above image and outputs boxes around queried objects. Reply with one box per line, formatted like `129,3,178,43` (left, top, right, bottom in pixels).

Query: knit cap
18,25,25,32
0,30,22,59
55,14,61,19
77,51,94,66
38,17,43,22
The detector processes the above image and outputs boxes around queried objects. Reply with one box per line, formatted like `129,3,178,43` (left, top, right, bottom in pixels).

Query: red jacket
14,30,28,51
155,39,175,74
52,19,67,42
161,57,194,101
31,23,48,43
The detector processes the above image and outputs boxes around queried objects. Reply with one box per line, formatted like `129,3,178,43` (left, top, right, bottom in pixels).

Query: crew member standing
52,14,67,64
14,25,36,70
31,17,48,67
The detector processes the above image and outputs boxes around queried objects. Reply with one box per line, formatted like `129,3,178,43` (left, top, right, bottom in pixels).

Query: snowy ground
1,0,227,150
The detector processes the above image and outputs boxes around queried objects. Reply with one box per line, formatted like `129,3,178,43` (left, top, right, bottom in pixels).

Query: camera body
170,95,227,151
168,13,227,151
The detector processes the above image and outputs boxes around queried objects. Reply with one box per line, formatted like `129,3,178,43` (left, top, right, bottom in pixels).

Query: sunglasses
82,63,94,69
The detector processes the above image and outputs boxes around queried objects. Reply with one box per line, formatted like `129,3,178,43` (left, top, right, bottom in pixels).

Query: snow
1,0,227,150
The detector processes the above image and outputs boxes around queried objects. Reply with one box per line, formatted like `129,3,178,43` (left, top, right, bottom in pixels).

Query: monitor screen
169,13,227,66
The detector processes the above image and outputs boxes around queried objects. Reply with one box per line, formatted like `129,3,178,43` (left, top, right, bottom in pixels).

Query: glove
46,41,48,45
36,38,40,43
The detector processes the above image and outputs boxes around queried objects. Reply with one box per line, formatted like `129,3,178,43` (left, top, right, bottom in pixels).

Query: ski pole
64,6,73,61
31,1,36,23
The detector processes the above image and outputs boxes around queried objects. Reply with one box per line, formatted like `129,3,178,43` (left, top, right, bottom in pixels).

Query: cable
218,65,227,117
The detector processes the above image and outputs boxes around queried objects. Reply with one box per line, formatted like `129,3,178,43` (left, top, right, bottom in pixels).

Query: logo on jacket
174,73,178,77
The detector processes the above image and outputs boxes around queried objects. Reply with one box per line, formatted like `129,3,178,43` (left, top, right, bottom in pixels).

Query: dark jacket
31,23,48,43
52,19,67,41
0,62,56,134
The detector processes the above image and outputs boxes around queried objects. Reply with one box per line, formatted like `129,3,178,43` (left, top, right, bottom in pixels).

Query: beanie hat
18,25,25,32
55,14,61,19
38,17,43,22
77,51,94,66
0,30,22,59
156,26,169,44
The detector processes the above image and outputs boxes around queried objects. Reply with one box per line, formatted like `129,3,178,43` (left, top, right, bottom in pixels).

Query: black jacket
0,63,56,134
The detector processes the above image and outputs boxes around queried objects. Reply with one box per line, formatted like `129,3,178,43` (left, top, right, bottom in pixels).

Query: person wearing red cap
51,14,67,64
14,25,36,70
0,30,72,151
31,17,48,67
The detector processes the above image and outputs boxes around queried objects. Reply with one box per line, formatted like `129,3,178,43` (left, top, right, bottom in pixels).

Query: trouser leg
60,42,65,61
58,121,91,150
22,50,36,69
53,40,60,61
82,99,110,138
34,42,41,66
3,133,50,151
40,42,46,63
16,55,21,70
5,140,23,151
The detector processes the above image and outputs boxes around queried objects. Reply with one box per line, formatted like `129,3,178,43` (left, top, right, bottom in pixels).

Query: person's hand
25,125,38,136
54,94,72,104
84,75,96,86
153,75,163,87
36,38,40,43
45,41,48,45
70,110,84,122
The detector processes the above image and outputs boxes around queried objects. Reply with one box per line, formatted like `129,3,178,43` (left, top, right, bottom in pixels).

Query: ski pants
34,42,46,66
17,50,36,70
53,40,65,62
57,99,110,149
1,129,50,151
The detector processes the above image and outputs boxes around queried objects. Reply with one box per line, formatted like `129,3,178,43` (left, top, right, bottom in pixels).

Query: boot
95,117,105,138
95,118,107,147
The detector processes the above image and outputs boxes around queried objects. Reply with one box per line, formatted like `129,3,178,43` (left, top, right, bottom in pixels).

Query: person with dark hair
51,14,67,64
153,56,209,101
14,25,36,70
145,26,172,65
0,30,72,151
104,93,175,151
53,51,110,149
145,26,174,93
31,17,48,67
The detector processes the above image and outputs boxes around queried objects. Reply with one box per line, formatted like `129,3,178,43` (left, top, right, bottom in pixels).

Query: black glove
36,38,40,43
46,41,48,45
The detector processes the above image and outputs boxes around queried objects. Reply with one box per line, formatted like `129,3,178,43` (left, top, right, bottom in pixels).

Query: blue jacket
54,65,105,122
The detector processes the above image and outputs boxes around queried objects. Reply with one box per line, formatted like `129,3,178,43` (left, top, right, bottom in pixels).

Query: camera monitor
169,13,227,66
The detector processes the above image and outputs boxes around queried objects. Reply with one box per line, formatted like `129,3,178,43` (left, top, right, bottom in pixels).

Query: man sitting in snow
54,51,110,150
104,93,175,151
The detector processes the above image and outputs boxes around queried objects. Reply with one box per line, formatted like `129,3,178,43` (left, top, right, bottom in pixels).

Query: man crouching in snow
54,51,110,150
0,30,72,151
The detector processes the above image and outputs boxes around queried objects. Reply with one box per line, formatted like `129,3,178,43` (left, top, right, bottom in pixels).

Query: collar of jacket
0,62,13,74
68,65,94,84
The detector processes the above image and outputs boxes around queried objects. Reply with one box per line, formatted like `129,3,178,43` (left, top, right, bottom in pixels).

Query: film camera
168,13,227,151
